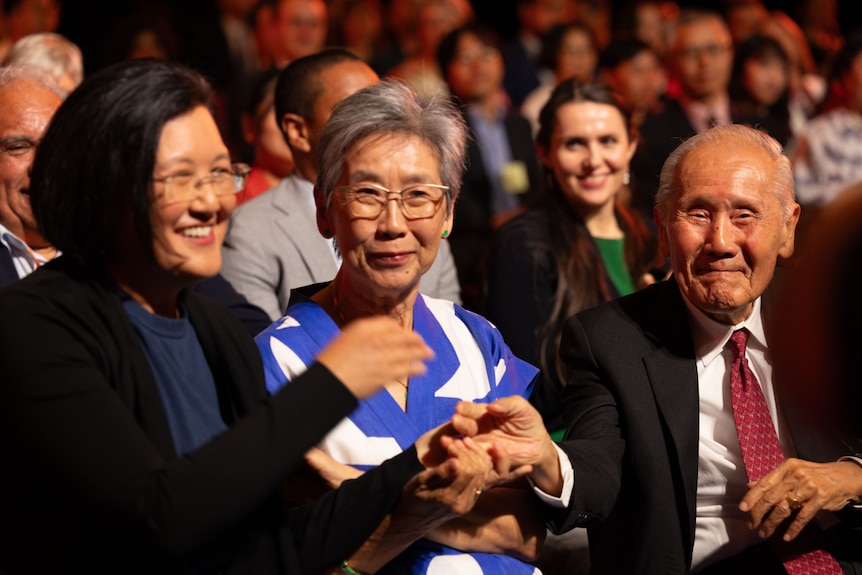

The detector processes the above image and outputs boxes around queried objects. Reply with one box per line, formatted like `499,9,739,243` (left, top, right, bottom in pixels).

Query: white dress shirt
684,296,794,570
0,223,47,280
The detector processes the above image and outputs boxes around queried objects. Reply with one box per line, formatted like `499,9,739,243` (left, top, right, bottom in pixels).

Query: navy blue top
123,295,227,456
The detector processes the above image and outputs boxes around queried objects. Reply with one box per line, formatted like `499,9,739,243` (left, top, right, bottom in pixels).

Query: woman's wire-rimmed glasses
153,162,251,204
336,182,448,220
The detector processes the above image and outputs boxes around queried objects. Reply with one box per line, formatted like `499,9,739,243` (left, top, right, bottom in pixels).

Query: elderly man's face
0,79,62,244
657,140,799,325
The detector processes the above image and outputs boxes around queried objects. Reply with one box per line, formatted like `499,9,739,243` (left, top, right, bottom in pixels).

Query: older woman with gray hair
255,80,545,574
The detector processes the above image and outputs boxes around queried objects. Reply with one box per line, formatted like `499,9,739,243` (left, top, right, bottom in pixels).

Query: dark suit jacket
552,279,861,574
0,243,18,288
0,257,423,574
450,106,542,311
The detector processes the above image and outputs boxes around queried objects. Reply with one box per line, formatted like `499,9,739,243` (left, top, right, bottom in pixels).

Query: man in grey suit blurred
222,49,461,320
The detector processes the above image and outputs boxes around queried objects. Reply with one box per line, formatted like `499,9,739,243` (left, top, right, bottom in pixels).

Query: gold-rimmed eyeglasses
153,162,251,205
336,182,449,220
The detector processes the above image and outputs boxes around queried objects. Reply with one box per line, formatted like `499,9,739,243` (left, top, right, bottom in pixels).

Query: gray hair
0,64,66,98
655,124,795,223
2,33,83,93
316,79,468,215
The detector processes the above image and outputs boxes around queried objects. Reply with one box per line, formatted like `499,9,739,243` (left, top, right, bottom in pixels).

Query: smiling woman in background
486,79,660,436
0,59,502,574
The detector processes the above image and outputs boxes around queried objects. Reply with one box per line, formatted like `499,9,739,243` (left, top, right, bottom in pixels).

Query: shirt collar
465,102,505,124
682,292,767,367
0,223,29,255
681,92,731,132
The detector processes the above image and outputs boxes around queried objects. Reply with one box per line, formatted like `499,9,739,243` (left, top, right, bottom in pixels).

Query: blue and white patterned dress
256,293,540,574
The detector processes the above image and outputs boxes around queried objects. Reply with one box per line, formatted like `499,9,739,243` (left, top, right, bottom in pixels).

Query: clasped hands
305,395,559,522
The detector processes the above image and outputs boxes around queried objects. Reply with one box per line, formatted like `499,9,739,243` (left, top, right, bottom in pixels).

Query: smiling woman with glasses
0,59,515,574
255,79,545,575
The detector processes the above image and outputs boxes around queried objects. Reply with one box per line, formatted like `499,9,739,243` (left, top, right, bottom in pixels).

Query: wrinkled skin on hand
740,458,862,541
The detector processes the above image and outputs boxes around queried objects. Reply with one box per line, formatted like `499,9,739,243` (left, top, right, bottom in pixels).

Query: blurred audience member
772,184,862,444
99,7,180,67
222,50,375,320
729,34,792,145
487,79,658,434
758,11,827,135
598,38,666,128
789,33,862,207
724,0,768,46
261,0,327,69
387,0,473,99
521,21,598,135
438,23,542,311
0,0,59,60
180,0,260,161
237,69,294,204
328,0,385,63
795,0,844,76
218,0,259,78
2,32,82,93
630,9,758,228
503,0,574,107
614,0,678,60
0,65,62,288
369,0,422,76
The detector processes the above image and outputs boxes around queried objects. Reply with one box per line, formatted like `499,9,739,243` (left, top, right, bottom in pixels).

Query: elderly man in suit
455,124,862,573
0,65,63,288
221,49,461,321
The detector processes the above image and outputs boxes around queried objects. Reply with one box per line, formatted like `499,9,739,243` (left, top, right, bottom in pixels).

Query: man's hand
452,396,563,495
740,458,862,541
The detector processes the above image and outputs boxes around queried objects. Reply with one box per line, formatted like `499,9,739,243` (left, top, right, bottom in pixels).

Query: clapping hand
451,396,563,495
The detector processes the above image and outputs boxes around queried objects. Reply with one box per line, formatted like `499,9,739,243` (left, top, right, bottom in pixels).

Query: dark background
56,0,858,76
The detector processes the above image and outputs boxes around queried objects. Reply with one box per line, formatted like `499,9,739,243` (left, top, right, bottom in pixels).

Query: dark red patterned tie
728,330,842,574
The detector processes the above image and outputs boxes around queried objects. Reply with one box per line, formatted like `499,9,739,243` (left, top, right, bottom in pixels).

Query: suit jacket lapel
272,176,337,280
641,281,700,556
0,243,19,288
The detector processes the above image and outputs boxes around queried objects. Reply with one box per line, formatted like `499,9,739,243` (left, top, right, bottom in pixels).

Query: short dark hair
273,48,362,133
831,30,862,81
598,38,654,72
539,22,598,72
536,78,634,151
436,22,503,82
30,59,213,265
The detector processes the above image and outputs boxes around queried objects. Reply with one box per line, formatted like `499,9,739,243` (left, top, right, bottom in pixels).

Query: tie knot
728,329,748,360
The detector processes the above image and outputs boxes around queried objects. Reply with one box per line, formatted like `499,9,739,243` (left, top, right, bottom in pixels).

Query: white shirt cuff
839,455,862,508
528,442,574,508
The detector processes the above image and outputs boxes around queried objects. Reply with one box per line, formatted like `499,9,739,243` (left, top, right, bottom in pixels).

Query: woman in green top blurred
485,79,660,435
